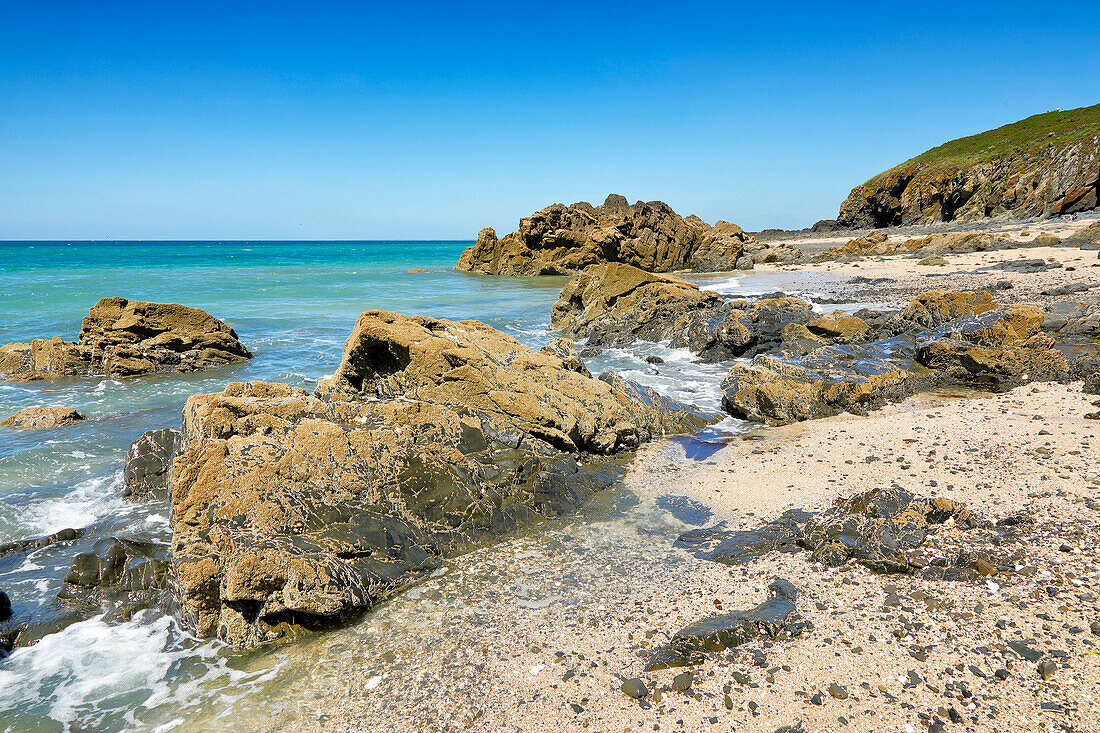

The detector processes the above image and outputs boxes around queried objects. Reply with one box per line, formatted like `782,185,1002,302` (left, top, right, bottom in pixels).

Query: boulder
1064,221,1100,246
59,537,170,602
123,429,186,501
721,345,918,425
0,406,85,429
887,289,997,333
456,195,800,276
1,297,252,381
170,314,708,647
1043,296,1100,337
0,591,9,623
806,312,871,343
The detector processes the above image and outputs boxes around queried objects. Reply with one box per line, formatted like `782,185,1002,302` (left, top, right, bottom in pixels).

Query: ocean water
0,241,796,732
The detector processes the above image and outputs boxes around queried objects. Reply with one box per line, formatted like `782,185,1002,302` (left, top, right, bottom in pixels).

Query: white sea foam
20,471,128,537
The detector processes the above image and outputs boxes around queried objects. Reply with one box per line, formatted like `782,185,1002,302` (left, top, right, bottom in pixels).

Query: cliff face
838,106,1100,228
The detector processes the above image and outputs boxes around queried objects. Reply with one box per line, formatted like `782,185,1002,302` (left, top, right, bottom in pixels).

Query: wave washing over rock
456,194,802,276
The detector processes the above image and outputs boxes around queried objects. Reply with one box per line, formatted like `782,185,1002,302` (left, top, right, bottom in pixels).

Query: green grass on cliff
869,103,1100,184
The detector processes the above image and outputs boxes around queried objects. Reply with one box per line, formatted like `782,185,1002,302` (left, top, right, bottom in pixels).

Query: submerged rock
0,297,252,381
644,578,806,671
58,537,170,620
456,194,800,276
123,428,185,501
0,406,86,429
170,313,708,647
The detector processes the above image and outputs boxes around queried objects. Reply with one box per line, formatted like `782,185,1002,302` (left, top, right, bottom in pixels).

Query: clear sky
2,1,1098,240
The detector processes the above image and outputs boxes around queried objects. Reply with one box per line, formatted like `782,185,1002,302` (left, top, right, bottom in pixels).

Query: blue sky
2,1,1098,240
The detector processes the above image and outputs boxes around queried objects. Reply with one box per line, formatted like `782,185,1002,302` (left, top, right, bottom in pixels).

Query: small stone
671,671,693,692
1037,661,1057,680
810,691,824,705
723,693,734,710
621,678,648,699
828,683,849,699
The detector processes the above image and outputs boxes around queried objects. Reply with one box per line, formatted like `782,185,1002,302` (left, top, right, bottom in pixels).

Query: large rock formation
722,290,1070,425
0,406,86,429
837,105,1100,227
169,312,706,647
456,195,800,276
549,263,818,361
0,297,252,381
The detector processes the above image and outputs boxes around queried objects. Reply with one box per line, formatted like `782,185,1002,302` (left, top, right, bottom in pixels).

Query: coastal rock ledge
0,297,252,381
169,311,706,647
456,194,801,276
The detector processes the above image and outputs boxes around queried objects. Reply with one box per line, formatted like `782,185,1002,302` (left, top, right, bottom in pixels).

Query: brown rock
0,406,86,429
1,297,252,381
807,312,871,342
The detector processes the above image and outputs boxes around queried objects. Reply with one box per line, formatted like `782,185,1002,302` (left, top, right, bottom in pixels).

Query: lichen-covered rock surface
0,297,252,381
0,406,86,429
170,312,708,647
456,194,801,276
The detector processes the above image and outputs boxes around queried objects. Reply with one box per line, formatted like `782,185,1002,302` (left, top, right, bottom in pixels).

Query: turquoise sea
0,241,763,732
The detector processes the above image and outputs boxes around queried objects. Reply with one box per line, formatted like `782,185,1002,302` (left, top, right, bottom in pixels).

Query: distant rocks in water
836,104,1100,227
455,194,801,276
0,297,252,382
721,289,1072,425
169,312,708,647
550,263,821,362
0,406,85,429
407,268,428,273
123,428,185,501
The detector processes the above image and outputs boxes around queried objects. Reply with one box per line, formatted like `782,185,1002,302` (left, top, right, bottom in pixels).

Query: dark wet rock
644,578,806,671
656,495,713,526
1044,296,1100,338
456,195,800,276
986,258,1062,273
887,289,996,334
0,406,86,429
171,313,710,648
645,355,664,364
802,488,983,573
1,297,252,381
1041,283,1095,296
0,591,9,623
58,537,170,620
680,488,984,578
123,428,185,501
0,528,84,557
676,510,812,565
621,678,649,699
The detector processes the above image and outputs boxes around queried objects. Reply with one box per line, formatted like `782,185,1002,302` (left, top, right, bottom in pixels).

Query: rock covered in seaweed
456,195,800,276
169,313,708,647
0,297,252,381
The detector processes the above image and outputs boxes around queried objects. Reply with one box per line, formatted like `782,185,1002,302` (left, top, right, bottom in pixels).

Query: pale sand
289,382,1100,733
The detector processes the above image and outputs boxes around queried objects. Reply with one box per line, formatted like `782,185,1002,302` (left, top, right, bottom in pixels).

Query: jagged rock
59,537,170,602
807,312,871,343
456,195,800,276
1,406,85,429
915,305,1068,386
550,263,816,361
123,428,185,501
0,528,83,557
644,578,806,671
0,297,252,381
815,231,1002,262
721,344,919,425
538,337,590,377
679,488,984,578
888,289,997,333
837,107,1100,226
170,315,708,648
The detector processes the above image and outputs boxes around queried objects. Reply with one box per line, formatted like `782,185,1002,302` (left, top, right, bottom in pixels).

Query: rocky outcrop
123,429,185,501
0,406,85,429
1,297,252,381
549,263,818,361
815,231,1005,262
722,290,1070,425
1043,296,1100,337
837,106,1100,227
456,195,800,276
169,313,707,647
1064,221,1100,247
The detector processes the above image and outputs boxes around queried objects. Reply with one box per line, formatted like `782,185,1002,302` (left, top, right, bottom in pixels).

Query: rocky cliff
837,104,1100,227
456,194,801,276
